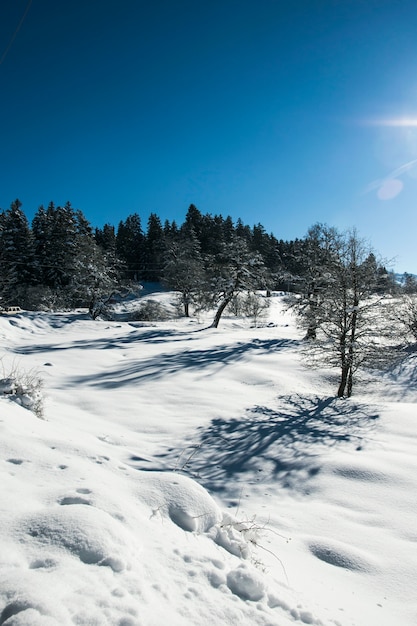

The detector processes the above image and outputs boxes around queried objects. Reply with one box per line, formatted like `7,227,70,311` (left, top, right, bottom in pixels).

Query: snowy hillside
1,294,416,626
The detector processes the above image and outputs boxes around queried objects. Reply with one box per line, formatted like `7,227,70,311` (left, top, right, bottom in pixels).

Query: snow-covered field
1,293,416,626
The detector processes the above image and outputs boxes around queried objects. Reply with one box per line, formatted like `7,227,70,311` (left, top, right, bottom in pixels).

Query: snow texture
1,292,417,625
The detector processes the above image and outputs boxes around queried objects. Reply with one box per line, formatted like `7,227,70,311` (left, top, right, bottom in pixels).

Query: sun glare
365,118,417,127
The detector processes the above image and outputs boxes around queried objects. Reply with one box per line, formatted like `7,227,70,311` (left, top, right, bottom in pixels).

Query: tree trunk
305,324,317,340
346,300,358,397
183,293,190,317
337,365,349,397
211,297,232,328
89,298,101,320
347,367,353,397
305,295,318,340
338,332,349,396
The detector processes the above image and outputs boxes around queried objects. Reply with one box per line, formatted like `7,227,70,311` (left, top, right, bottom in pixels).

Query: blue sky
1,0,417,272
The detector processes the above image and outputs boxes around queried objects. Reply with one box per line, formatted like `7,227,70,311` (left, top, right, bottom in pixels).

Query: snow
1,294,417,625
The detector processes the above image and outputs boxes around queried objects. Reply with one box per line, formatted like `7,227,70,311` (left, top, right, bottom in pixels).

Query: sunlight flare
364,117,417,127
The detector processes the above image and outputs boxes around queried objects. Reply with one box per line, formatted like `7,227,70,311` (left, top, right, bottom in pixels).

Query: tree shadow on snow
69,338,296,388
151,395,380,498
382,351,417,400
12,326,199,356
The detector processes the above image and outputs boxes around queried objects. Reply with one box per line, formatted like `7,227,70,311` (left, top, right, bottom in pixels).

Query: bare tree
295,226,395,396
394,294,417,345
291,223,341,340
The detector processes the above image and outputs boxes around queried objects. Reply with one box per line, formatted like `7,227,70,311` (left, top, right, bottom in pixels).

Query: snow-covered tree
144,213,165,281
32,202,79,289
294,226,395,397
0,200,36,306
162,229,204,317
402,272,417,294
292,223,341,340
197,236,268,328
31,202,123,310
95,223,116,253
394,294,417,344
116,213,145,280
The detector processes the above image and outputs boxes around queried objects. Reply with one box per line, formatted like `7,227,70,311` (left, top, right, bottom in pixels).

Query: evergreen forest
0,198,415,316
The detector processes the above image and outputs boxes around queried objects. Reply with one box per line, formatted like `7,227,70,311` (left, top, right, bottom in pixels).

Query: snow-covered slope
1,295,416,625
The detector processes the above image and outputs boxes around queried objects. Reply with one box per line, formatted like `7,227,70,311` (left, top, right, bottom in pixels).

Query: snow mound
137,472,222,532
308,538,376,572
17,504,139,572
0,579,70,626
0,597,60,626
226,563,266,601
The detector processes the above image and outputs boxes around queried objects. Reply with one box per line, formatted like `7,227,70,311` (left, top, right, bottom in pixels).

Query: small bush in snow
229,294,245,317
0,361,44,418
229,292,270,325
129,299,171,322
214,511,289,581
241,292,270,326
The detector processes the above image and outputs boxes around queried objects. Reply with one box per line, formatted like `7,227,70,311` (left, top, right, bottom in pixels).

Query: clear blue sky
1,0,417,272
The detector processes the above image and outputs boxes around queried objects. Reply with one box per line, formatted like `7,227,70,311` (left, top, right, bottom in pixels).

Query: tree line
0,199,335,308
1,199,416,397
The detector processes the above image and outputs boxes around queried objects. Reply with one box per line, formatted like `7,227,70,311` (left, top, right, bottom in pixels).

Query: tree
32,202,123,310
184,204,204,242
402,272,417,294
201,214,227,255
230,291,270,326
163,219,178,238
95,223,116,253
197,236,267,328
294,226,395,397
94,223,122,280
0,199,36,305
116,213,144,280
235,218,252,243
144,213,165,281
44,202,79,289
292,223,341,340
395,294,417,344
32,203,50,284
162,229,204,317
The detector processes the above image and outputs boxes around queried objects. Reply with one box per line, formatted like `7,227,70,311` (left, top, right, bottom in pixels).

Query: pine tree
144,213,165,281
47,202,78,288
32,204,50,284
75,208,93,238
223,215,235,242
0,199,36,305
184,204,204,241
95,223,116,253
116,213,144,279
235,218,252,243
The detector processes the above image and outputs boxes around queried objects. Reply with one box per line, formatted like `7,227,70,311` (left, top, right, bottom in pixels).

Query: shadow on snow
145,395,380,498
67,338,297,388
11,325,211,356
383,351,417,400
